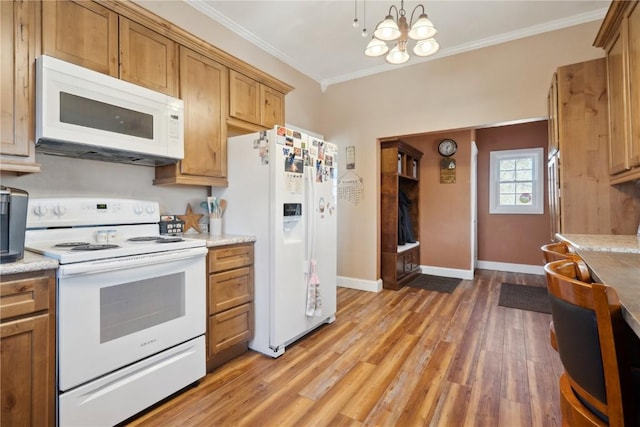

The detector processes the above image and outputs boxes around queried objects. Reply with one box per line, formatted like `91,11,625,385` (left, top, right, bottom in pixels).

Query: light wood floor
127,269,563,426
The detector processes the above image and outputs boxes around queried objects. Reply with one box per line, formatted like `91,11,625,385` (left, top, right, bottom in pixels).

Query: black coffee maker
0,186,29,264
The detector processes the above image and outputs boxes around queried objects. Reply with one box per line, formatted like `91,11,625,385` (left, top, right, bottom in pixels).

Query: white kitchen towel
306,259,321,317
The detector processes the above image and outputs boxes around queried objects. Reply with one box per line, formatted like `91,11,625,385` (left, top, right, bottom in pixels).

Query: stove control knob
145,204,156,214
33,205,48,217
53,205,67,216
134,204,144,215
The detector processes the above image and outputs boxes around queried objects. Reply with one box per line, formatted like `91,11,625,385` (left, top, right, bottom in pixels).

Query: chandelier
364,0,439,65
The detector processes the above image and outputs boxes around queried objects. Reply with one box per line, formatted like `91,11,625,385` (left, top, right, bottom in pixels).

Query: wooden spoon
219,199,227,216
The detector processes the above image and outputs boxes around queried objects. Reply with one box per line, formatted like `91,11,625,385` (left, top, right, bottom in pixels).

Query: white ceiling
185,0,609,89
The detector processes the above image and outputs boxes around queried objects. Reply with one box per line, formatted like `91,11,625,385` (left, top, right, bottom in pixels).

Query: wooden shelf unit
380,140,423,290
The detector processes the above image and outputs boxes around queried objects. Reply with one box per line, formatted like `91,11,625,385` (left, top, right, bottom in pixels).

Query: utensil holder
209,217,222,235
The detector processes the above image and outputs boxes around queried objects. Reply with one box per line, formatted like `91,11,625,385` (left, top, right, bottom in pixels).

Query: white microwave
36,55,184,166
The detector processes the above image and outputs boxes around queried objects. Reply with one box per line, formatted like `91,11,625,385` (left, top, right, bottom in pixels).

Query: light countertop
1,235,254,276
0,251,59,275
182,233,256,247
578,251,640,339
556,233,640,338
556,233,640,253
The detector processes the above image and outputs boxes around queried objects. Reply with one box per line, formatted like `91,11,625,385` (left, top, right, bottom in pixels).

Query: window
489,147,544,214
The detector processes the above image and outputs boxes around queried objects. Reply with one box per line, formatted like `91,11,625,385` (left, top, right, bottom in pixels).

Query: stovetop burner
127,236,161,242
127,236,184,243
70,244,120,251
54,242,92,248
157,237,183,243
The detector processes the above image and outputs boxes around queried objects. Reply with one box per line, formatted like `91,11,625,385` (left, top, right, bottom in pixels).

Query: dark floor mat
498,283,551,314
406,274,462,294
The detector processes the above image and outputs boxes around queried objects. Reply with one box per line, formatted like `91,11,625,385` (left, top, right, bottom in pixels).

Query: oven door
57,247,207,391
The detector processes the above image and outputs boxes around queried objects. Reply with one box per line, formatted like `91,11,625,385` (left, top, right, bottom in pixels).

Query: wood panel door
261,85,284,129
229,70,261,125
627,2,640,168
1,0,38,160
119,18,178,97
606,32,628,174
1,269,56,427
179,47,228,179
42,0,118,76
0,314,52,426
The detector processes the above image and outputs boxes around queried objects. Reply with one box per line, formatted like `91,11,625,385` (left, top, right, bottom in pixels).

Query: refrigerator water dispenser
283,203,302,233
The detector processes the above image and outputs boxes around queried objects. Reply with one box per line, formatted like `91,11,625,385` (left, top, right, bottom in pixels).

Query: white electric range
25,197,207,426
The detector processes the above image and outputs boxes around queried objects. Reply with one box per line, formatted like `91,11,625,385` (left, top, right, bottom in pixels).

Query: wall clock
438,139,457,157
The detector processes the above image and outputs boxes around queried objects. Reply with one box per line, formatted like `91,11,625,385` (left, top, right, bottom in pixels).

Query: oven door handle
58,247,208,277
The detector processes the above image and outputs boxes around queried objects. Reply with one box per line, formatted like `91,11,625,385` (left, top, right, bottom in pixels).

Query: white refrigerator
215,126,338,357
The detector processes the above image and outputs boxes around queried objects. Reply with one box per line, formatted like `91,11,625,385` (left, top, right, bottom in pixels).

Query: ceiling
185,0,609,89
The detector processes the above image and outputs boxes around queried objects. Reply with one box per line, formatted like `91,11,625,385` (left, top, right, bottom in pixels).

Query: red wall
476,121,551,266
397,120,551,272
404,130,473,270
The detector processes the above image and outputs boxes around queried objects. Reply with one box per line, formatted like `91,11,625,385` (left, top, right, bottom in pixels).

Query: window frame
489,147,544,215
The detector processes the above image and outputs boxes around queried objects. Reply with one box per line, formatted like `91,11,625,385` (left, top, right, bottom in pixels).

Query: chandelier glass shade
365,0,439,64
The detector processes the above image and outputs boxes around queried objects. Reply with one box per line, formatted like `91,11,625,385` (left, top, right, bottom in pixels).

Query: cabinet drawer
208,244,254,273
209,267,253,314
208,303,253,354
396,247,419,278
0,273,52,320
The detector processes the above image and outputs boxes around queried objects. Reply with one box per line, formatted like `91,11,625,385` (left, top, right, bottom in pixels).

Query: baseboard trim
476,260,544,275
338,276,382,293
420,265,474,280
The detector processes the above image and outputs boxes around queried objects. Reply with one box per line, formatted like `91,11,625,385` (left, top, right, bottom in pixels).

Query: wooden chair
541,242,591,282
543,244,592,355
544,259,640,427
541,241,574,263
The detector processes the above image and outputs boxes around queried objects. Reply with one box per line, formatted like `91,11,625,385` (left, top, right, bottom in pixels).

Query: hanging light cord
353,0,359,28
362,0,367,37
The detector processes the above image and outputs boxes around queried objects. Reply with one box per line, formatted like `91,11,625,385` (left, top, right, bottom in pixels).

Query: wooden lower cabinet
206,243,254,371
0,269,56,427
396,246,420,282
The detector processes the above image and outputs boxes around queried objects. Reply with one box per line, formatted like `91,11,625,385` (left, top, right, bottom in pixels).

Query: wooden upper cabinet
606,32,628,174
119,18,178,97
42,0,118,76
229,70,261,125
1,0,41,174
229,70,285,130
594,0,640,182
261,85,285,130
180,48,227,179
627,3,640,168
154,47,228,186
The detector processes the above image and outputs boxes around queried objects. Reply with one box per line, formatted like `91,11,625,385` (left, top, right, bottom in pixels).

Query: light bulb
353,18,359,28
362,28,368,37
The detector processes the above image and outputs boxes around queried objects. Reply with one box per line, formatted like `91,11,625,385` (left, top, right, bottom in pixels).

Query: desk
577,250,640,338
